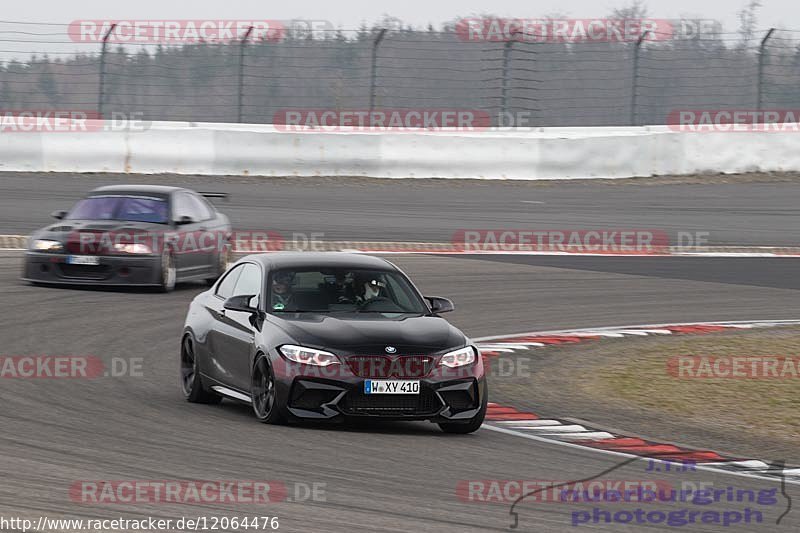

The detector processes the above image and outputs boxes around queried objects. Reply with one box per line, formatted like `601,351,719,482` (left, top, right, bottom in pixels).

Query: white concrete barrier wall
0,121,798,179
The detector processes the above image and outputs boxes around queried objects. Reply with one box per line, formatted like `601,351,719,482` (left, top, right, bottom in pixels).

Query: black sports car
180,253,487,433
23,185,232,291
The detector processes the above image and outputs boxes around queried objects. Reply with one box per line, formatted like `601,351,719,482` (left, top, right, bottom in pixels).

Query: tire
159,249,176,292
438,392,487,434
251,356,286,424
180,335,222,404
206,241,230,286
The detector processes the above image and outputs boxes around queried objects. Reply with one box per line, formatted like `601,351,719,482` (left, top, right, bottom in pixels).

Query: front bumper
275,354,487,422
23,251,162,286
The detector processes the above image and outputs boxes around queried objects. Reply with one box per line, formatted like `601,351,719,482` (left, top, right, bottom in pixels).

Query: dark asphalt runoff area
1,172,799,246
1,250,799,532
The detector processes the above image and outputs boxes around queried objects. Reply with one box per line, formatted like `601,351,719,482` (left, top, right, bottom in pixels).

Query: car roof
241,252,395,271
89,185,187,196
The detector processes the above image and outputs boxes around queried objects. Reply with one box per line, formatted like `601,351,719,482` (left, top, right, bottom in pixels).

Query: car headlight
279,345,340,367
113,243,152,254
32,239,63,252
439,346,477,368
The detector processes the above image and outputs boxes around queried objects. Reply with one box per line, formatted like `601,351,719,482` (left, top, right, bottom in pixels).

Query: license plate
67,255,100,266
364,380,420,395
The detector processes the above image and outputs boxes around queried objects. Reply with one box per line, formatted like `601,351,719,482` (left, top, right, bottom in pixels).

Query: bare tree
737,0,763,44
608,0,649,20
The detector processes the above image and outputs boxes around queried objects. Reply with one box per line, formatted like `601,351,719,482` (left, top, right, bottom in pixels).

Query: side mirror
176,215,196,225
426,296,454,314
51,210,68,220
224,294,260,315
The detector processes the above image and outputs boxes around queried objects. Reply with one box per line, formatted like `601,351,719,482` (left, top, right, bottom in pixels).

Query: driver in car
355,276,386,304
271,271,295,310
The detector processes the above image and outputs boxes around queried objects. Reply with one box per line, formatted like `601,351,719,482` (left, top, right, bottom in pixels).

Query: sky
0,0,792,61
3,0,795,34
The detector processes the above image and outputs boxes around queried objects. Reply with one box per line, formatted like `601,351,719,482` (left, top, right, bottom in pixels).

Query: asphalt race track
1,174,800,531
1,249,799,532
1,172,799,246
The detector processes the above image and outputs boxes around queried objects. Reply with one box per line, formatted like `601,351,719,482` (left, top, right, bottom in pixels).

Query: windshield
268,268,428,315
67,195,169,224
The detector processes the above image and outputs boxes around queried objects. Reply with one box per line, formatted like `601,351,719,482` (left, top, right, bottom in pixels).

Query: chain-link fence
0,20,798,127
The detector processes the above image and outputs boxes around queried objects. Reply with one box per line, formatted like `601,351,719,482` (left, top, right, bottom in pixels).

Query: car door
170,192,213,276
210,263,264,393
204,264,243,386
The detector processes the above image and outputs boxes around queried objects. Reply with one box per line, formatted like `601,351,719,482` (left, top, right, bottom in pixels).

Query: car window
267,267,428,314
293,271,326,289
172,193,201,223
385,274,418,311
232,264,262,308
67,196,169,224
216,264,244,299
186,193,214,221
117,197,169,223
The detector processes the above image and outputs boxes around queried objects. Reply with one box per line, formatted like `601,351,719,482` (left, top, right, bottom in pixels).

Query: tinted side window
216,265,244,299
232,264,262,308
386,274,416,311
187,193,214,221
172,193,200,222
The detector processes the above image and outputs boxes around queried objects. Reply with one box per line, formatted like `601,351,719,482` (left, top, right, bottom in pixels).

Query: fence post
630,31,650,126
369,29,387,112
757,28,776,112
237,26,254,123
97,23,117,117
500,34,517,118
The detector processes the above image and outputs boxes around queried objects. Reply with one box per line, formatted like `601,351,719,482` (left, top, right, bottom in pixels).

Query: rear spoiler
198,192,229,201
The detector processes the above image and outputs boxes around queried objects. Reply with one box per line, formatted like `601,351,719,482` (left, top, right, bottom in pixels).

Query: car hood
268,313,468,354
33,220,167,240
